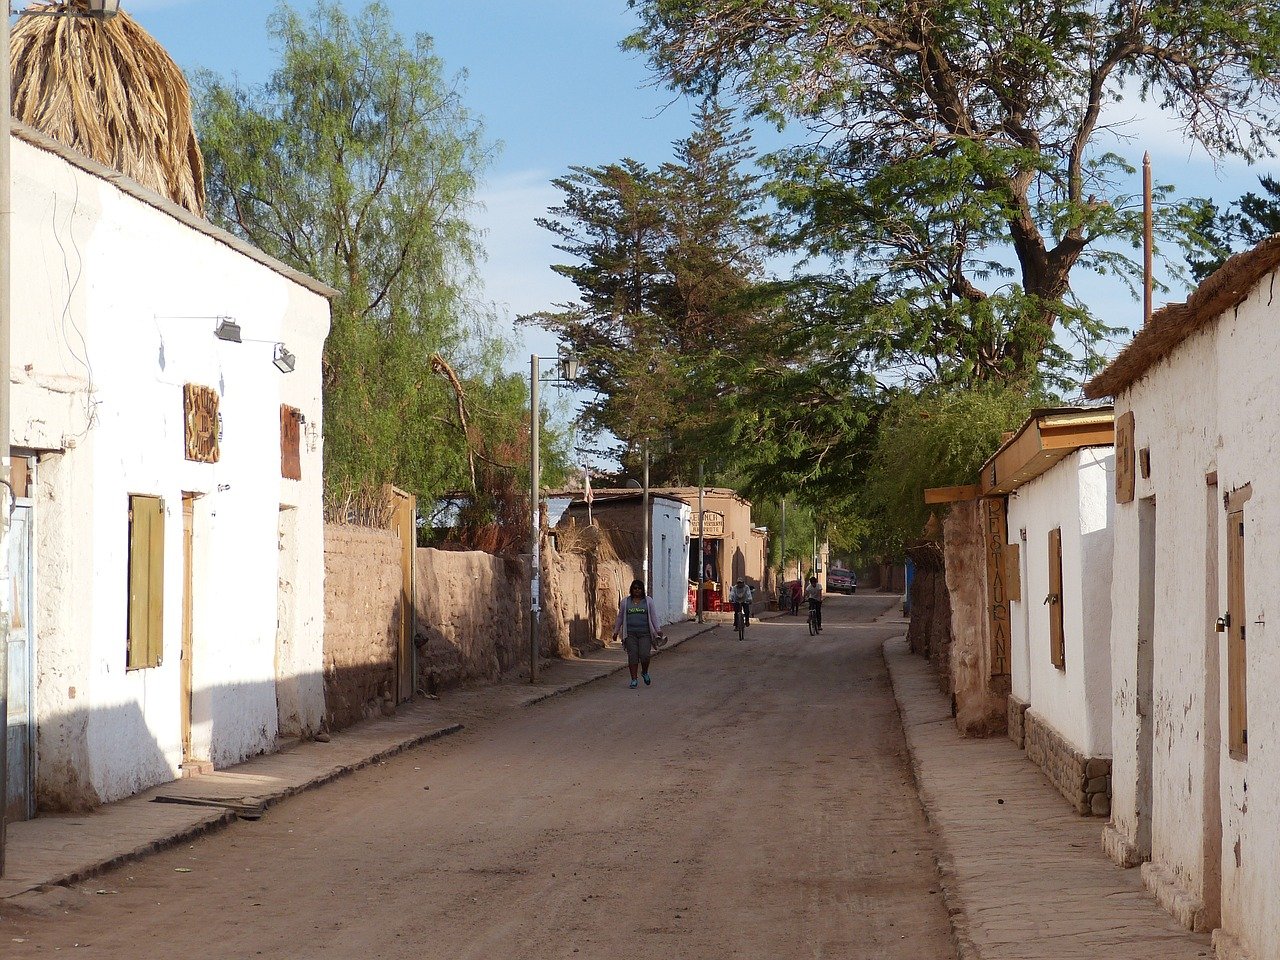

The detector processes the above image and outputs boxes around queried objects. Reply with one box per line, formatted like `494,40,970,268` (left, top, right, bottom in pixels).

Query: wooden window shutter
183,384,220,463
1115,411,1135,504
127,495,165,670
281,405,302,481
1047,527,1065,669
1005,543,1021,602
1228,509,1247,758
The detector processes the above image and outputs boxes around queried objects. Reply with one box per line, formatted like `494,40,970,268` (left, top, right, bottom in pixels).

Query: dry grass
11,0,205,214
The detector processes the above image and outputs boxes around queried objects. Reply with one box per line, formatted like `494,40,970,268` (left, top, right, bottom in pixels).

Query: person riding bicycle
804,576,823,632
728,578,754,635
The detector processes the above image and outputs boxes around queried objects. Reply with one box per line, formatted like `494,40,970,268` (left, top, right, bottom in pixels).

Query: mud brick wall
1007,695,1031,749
1024,710,1111,816
323,524,401,731
415,548,528,691
943,501,1008,736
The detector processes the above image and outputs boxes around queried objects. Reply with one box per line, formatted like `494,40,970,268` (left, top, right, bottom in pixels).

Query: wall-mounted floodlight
273,343,296,374
213,318,242,343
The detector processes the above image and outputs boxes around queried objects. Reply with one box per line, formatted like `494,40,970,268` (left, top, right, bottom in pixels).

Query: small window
1048,527,1065,669
1227,506,1247,758
127,495,165,670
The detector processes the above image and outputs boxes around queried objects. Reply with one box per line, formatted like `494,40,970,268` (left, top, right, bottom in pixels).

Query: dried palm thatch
11,0,205,215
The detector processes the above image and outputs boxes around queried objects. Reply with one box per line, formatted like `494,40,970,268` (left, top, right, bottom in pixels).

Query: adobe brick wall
1024,709,1111,816
1008,694,1031,749
322,524,401,731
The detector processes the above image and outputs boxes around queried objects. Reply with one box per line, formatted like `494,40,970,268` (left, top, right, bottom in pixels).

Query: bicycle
807,600,822,636
732,601,748,641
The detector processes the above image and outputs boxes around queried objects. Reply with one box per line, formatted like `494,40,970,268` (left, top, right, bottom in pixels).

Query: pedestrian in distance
804,576,824,633
613,579,665,689
788,578,802,616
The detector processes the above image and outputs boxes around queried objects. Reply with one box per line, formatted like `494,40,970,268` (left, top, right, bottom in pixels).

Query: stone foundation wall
1024,709,1111,816
1008,694,1031,749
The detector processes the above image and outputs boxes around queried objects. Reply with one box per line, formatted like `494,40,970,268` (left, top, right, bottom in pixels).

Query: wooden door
181,495,195,763
1227,508,1247,758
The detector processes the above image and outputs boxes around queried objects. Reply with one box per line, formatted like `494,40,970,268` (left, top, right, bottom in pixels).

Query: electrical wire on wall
50,180,100,440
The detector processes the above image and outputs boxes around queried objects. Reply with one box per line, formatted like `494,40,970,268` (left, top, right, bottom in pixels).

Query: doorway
1136,495,1157,861
181,494,196,767
276,505,300,737
1202,478,1222,925
5,496,35,823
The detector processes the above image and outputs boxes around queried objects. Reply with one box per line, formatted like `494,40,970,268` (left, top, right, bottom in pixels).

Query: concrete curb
881,634,984,960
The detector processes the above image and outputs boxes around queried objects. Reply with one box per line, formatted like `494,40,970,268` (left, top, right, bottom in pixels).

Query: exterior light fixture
273,343,296,374
557,352,580,383
22,0,122,18
213,318,242,343
87,0,122,18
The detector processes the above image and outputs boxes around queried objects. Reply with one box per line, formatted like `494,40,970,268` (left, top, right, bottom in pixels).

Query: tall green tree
1189,174,1280,281
628,0,1280,386
197,1,537,506
525,101,769,483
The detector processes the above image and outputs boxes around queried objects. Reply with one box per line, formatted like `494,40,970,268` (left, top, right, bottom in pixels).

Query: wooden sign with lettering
985,497,1011,677
1115,411,1135,504
183,384,220,463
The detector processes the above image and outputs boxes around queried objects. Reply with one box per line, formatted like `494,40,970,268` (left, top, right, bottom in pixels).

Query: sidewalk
883,635,1211,960
0,617,719,902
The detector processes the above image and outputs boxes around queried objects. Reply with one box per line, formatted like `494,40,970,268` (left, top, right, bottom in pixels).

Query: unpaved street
1,595,954,959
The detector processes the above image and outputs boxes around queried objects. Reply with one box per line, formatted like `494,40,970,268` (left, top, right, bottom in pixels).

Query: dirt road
1,594,954,959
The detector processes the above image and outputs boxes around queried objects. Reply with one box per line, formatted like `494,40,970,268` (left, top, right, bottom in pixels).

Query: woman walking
613,579,665,689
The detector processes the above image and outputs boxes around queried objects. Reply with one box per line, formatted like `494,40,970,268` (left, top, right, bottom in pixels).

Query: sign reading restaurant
690,510,725,538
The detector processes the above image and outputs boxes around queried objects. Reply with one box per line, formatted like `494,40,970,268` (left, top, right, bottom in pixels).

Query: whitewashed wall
12,129,331,806
1107,267,1280,956
649,497,691,625
1007,448,1114,758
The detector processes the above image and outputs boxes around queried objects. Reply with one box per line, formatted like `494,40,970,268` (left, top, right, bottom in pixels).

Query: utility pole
529,355,540,683
1143,152,1153,327
0,2,11,879
780,497,787,585
696,463,704,623
641,440,651,596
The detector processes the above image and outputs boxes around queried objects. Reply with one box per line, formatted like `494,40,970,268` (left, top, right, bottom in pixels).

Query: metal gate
6,502,35,823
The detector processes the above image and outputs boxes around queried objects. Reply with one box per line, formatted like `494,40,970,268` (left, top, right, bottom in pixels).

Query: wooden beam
924,484,981,504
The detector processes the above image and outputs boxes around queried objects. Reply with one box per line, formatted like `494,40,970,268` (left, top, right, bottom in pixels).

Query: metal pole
780,497,787,585
642,440,650,596
1143,152,1153,328
696,462,704,623
529,355,540,684
0,6,12,877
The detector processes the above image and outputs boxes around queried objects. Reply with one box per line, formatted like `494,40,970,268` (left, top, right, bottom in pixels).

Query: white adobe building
1084,235,1280,960
6,121,333,817
994,409,1116,816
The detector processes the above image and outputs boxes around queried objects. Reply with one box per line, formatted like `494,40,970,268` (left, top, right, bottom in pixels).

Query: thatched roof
1085,234,1280,399
11,0,205,215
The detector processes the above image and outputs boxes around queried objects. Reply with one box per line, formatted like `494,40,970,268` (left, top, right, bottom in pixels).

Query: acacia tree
1190,174,1280,280
525,101,769,482
197,1,545,506
628,0,1280,385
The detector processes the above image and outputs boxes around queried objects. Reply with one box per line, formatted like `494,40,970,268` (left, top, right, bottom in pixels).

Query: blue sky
124,0,1277,387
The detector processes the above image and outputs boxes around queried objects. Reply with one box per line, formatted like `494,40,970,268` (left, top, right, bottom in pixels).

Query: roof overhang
978,407,1114,496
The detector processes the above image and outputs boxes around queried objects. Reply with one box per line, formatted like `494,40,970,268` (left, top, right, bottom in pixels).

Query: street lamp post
0,0,123,882
528,351,577,684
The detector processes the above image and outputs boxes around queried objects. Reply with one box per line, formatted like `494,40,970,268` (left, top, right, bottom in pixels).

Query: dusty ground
1,595,954,959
